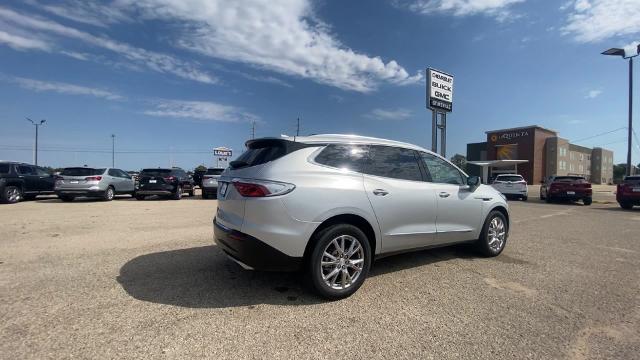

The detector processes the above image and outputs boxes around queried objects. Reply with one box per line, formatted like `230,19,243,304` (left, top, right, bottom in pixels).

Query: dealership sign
213,147,232,157
427,68,454,112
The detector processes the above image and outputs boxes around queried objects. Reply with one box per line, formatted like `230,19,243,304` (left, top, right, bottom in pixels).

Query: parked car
0,161,55,203
192,168,207,188
55,167,135,202
616,175,640,209
135,167,194,200
213,135,509,299
201,168,225,199
491,174,528,200
540,175,592,205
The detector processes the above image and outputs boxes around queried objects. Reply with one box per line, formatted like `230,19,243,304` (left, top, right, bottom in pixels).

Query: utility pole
26,118,46,166
251,121,256,139
111,134,115,167
296,117,300,136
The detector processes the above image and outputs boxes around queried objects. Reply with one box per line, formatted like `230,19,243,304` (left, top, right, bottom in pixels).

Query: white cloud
399,0,524,20
27,0,131,28
562,0,640,42
0,7,217,84
585,89,602,99
143,100,259,123
364,108,413,121
0,30,51,51
114,0,421,92
8,76,123,100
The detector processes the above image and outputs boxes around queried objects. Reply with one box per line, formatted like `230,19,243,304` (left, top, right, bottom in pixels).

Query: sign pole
431,111,437,153
441,113,447,157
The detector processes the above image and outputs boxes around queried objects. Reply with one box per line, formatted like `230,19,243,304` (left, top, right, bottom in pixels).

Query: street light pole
26,118,46,166
602,45,638,176
111,134,116,167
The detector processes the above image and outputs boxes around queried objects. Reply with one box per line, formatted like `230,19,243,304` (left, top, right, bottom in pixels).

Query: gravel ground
1,191,638,359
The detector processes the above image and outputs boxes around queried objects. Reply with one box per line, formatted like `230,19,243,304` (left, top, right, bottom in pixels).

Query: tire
103,186,115,201
583,197,592,206
620,202,633,210
135,195,146,201
545,195,552,203
59,195,75,202
202,191,209,199
2,186,22,204
475,210,508,257
522,196,528,201
171,186,182,200
307,224,372,300
188,189,194,197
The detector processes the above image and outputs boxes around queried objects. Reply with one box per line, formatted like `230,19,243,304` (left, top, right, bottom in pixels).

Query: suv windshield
61,168,105,176
206,168,224,175
0,164,10,174
140,169,172,176
496,175,523,182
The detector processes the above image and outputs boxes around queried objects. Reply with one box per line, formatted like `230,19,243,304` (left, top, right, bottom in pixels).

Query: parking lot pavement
1,196,638,359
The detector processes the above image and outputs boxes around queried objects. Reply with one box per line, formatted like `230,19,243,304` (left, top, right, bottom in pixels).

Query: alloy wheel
487,216,506,252
7,188,20,203
320,235,365,290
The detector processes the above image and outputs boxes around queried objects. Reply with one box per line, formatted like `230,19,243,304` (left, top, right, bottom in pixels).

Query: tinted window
0,164,11,174
554,176,585,183
314,144,369,172
61,168,105,176
140,169,172,176
17,165,35,175
117,170,130,178
421,153,464,185
495,175,524,182
234,141,286,168
206,168,225,175
35,167,50,176
623,176,640,184
364,146,423,181
108,169,119,177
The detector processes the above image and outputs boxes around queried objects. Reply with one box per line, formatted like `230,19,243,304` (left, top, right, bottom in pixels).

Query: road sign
427,68,453,112
213,147,232,157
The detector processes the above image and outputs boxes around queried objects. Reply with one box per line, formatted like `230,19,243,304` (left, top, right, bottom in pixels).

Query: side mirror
467,176,480,187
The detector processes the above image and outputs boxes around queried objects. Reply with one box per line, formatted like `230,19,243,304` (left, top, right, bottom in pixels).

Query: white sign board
213,147,232,157
427,68,453,112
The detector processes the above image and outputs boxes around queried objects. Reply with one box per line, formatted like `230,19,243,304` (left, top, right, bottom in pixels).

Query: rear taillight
232,180,295,197
85,176,102,181
54,175,63,181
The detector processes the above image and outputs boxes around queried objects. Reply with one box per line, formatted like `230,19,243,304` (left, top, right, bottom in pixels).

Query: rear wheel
620,202,633,210
202,191,209,199
545,194,552,203
135,194,146,201
171,186,182,200
2,186,22,204
307,224,371,300
103,186,115,201
476,211,508,257
522,196,528,201
188,189,194,197
59,195,75,202
583,197,592,206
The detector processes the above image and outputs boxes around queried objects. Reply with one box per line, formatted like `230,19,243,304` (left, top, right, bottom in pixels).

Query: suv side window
35,167,50,176
17,165,35,175
421,153,465,185
108,169,119,177
117,169,130,178
314,144,369,173
364,146,423,182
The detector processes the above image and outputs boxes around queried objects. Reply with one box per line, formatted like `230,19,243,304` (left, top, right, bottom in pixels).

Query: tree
613,163,627,182
450,154,467,171
195,164,207,172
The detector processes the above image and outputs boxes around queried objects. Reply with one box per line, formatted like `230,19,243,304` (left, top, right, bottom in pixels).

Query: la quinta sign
427,68,453,112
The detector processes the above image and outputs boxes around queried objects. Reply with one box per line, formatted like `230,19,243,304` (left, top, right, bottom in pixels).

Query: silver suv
55,167,135,202
201,168,225,199
214,135,509,299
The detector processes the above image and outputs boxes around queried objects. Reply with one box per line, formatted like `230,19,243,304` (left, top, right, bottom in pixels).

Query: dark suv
0,161,55,203
616,175,640,209
135,167,194,200
540,175,592,205
192,168,207,188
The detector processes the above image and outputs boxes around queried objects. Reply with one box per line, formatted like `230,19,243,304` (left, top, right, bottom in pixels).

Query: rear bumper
55,189,105,197
548,192,591,200
136,190,173,195
213,218,302,272
617,193,640,204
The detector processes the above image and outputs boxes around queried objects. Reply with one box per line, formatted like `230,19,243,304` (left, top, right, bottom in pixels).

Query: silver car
55,167,135,202
201,168,225,199
214,134,510,299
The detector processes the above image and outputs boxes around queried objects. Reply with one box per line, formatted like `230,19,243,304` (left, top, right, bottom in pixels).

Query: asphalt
1,190,638,359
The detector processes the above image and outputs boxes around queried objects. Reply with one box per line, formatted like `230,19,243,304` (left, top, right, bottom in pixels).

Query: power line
570,127,627,144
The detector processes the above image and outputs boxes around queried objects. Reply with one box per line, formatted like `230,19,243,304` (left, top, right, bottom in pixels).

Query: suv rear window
554,176,585,183
624,176,640,183
140,169,172,176
61,168,105,176
231,139,311,169
314,144,369,172
206,168,224,175
0,164,10,174
496,175,524,182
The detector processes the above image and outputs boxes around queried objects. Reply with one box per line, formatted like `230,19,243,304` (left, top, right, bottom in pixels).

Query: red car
540,176,592,205
616,176,640,209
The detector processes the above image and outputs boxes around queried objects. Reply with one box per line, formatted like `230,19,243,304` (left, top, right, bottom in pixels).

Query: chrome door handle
373,189,388,196
439,192,450,198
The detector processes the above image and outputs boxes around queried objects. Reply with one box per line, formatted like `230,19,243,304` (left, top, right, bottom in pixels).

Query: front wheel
620,202,633,210
522,196,528,201
583,197,592,206
103,186,115,201
171,186,182,200
135,194,146,201
2,186,22,204
307,224,371,300
476,211,508,257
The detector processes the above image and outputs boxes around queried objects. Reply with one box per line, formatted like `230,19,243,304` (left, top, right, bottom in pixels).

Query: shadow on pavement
591,206,640,212
117,244,490,308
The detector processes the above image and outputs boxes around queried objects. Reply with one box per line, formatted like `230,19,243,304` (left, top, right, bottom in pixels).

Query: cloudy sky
0,0,639,169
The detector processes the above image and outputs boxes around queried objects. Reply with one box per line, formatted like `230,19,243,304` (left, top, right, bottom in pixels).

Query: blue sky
1,0,639,170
